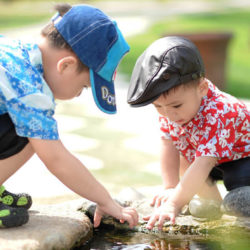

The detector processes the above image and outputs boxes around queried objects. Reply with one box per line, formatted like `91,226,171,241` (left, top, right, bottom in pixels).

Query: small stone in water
189,198,222,220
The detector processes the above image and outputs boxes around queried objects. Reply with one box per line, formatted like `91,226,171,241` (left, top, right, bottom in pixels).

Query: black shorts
0,113,28,159
209,157,250,191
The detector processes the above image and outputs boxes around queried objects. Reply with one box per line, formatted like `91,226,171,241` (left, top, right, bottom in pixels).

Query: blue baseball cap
52,5,130,114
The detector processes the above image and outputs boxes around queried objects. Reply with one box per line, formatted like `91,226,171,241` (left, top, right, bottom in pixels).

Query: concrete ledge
0,200,92,250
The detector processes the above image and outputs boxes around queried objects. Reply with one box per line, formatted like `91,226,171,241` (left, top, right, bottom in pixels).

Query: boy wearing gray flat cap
127,36,249,230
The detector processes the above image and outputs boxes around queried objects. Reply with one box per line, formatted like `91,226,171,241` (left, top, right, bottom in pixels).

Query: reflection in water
143,238,222,250
75,225,250,250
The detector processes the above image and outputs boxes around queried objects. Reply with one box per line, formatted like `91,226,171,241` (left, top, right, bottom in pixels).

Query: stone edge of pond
78,198,250,237
0,199,93,250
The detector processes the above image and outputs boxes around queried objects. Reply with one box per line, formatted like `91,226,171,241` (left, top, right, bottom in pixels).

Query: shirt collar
27,43,44,74
26,43,54,100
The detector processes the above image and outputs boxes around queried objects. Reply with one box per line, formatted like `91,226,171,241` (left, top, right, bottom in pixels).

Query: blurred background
1,0,250,203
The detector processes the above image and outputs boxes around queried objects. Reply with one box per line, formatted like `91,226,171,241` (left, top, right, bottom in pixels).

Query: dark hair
162,78,202,98
41,3,88,73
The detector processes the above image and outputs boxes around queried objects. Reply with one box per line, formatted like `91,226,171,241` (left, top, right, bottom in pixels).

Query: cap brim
129,94,160,107
128,74,181,107
90,69,116,114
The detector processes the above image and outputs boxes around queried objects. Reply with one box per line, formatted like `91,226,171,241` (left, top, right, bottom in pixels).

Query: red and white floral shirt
160,81,250,165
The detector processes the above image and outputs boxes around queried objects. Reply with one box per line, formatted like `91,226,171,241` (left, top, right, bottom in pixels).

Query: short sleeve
0,39,59,140
6,98,59,140
159,116,171,140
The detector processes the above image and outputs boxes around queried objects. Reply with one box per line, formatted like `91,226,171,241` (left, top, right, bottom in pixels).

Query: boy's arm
151,138,180,207
28,138,138,227
146,156,217,229
169,156,217,209
160,138,180,189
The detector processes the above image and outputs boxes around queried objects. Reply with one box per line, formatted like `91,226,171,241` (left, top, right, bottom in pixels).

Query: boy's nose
164,109,179,121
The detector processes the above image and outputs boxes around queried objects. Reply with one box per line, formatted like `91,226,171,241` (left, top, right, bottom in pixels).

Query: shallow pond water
75,226,250,250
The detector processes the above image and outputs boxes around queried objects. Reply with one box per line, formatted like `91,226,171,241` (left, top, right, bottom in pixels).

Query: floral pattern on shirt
160,81,250,165
0,36,58,139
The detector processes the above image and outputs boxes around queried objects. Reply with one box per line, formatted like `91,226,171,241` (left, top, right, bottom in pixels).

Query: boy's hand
150,188,175,207
143,200,180,230
93,200,138,229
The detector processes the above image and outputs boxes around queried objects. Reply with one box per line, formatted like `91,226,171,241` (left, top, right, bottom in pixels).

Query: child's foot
189,197,222,220
0,200,29,228
0,186,32,210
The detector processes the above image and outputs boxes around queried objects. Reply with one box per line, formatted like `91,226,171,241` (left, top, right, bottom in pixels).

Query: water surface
76,226,250,250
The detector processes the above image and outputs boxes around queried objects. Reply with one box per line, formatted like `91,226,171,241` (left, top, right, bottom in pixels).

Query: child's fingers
162,197,168,203
158,212,175,230
146,214,159,230
169,213,176,225
155,194,170,207
122,213,136,228
150,196,157,206
93,210,102,228
121,207,138,228
155,197,162,207
129,209,139,227
143,215,151,221
158,214,169,230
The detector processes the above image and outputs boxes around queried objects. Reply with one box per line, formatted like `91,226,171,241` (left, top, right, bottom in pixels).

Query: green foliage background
119,10,250,98
0,0,249,99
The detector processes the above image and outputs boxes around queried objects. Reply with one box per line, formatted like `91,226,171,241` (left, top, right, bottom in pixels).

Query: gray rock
222,186,250,217
0,200,92,250
189,198,222,220
78,188,250,236
116,187,145,202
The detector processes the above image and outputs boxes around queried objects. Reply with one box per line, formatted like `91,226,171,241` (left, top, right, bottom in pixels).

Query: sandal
0,186,32,210
0,199,29,228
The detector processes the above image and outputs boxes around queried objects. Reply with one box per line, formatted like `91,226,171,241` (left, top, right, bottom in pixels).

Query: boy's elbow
196,156,217,171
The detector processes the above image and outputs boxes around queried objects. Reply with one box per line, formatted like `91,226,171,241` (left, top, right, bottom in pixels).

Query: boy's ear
198,78,209,97
57,56,77,74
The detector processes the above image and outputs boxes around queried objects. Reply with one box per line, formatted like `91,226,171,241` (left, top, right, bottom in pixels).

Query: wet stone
189,197,222,220
222,186,250,217
78,188,250,236
0,201,93,250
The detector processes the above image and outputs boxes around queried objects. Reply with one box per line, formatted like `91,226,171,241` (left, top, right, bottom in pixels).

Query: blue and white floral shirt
0,36,59,140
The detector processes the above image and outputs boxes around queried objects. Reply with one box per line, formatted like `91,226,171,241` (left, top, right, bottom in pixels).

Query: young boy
0,4,138,228
127,36,249,230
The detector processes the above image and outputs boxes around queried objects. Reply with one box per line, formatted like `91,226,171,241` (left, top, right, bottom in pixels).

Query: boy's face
61,69,91,99
153,80,208,126
45,60,91,100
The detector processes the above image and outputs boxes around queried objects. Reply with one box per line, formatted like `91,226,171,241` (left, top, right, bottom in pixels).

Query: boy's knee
22,143,34,158
205,177,217,187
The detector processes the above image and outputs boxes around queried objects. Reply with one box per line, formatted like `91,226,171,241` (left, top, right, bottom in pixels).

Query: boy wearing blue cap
127,36,249,230
0,3,138,228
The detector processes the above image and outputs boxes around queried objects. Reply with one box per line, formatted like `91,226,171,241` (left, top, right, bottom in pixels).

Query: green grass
0,2,51,31
0,0,82,31
1,1,249,98
0,15,48,31
120,10,250,98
